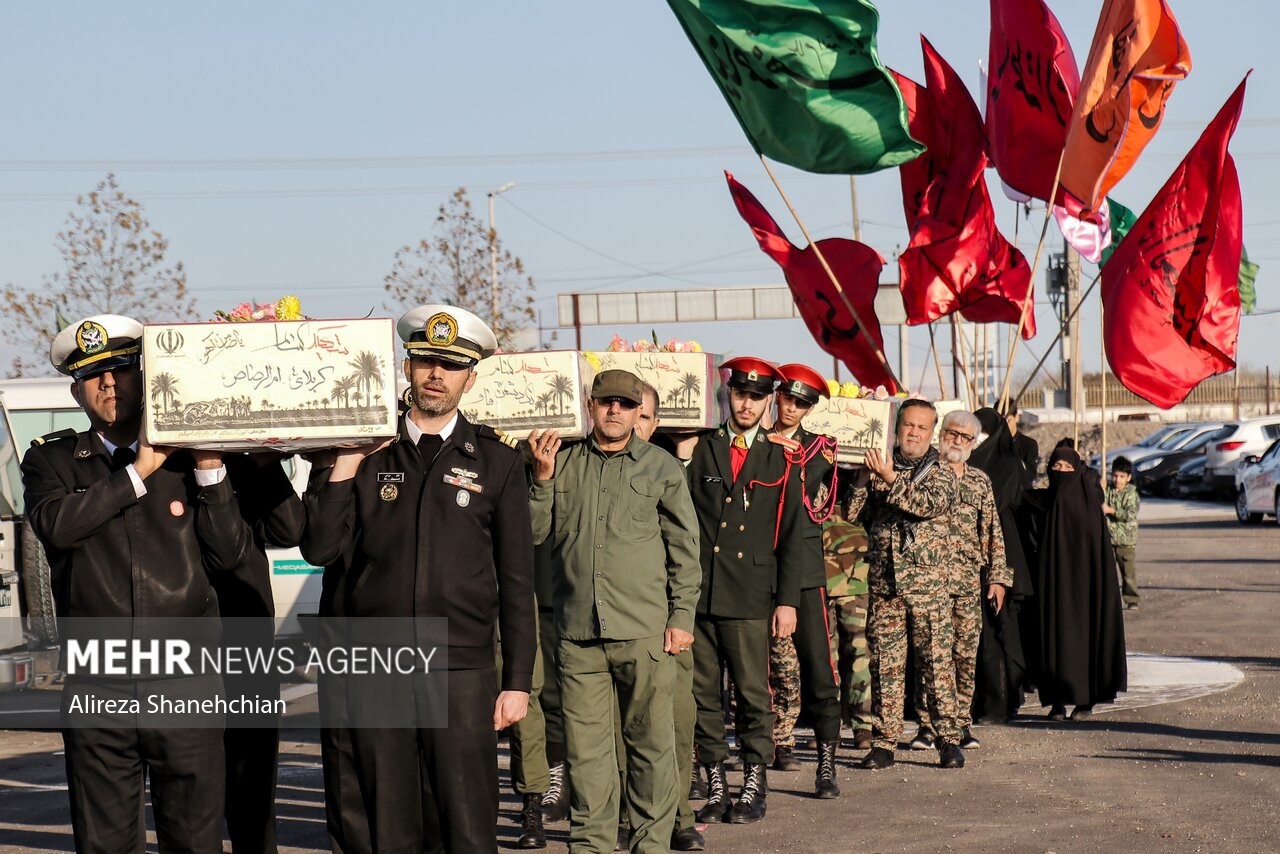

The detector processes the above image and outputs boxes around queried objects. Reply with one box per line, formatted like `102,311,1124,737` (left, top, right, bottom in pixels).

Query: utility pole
487,182,515,328
1066,245,1082,421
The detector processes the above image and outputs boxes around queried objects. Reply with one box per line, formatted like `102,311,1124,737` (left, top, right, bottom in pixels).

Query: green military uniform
914,465,1011,733
506,543,557,801
1106,482,1140,606
766,425,841,751
686,423,807,769
849,454,960,752
823,516,872,734
531,433,701,854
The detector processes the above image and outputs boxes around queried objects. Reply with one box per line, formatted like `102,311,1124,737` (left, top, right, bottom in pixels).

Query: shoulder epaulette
31,428,77,448
766,433,801,452
477,424,521,451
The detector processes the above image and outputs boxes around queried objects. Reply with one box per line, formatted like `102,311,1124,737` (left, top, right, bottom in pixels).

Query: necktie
110,447,136,472
417,433,444,467
730,434,749,482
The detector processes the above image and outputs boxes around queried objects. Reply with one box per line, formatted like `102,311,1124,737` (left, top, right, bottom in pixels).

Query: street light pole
488,182,515,328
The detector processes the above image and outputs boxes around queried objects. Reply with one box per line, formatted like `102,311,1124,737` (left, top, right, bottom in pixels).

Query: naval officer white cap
50,314,144,379
397,305,497,367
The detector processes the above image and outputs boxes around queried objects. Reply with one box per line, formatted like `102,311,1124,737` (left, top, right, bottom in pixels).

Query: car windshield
1183,427,1232,453
1138,425,1181,447
1155,428,1194,449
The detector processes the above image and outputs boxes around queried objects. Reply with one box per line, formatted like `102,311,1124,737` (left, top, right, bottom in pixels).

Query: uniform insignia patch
463,441,475,454
703,476,723,484
491,428,519,449
380,484,399,501
425,312,458,346
456,489,470,507
377,472,404,483
451,467,478,480
76,449,91,458
746,369,759,382
75,320,108,356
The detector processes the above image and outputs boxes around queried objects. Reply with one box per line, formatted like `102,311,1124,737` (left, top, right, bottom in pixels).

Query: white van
0,377,324,650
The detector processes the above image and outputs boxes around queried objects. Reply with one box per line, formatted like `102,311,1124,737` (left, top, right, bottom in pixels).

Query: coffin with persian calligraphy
459,350,596,439
142,319,399,450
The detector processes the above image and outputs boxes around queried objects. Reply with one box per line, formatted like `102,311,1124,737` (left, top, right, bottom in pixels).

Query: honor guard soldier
671,357,807,825
301,305,536,853
765,363,842,798
21,314,253,854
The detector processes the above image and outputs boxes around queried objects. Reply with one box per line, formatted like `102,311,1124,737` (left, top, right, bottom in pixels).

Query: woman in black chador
1034,446,1127,720
967,408,1032,722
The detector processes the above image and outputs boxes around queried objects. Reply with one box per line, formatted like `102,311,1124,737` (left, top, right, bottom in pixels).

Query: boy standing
1104,456,1141,610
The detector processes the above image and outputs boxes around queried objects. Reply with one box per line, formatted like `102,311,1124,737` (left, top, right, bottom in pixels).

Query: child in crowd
1103,456,1140,610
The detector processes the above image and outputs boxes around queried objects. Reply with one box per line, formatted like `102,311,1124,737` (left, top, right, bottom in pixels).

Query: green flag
667,0,924,174
1099,198,1137,267
1238,247,1259,315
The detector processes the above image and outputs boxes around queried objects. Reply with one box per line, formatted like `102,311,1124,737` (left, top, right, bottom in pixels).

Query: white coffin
142,319,399,451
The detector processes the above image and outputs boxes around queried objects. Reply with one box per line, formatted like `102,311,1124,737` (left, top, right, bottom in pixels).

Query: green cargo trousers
560,635,678,854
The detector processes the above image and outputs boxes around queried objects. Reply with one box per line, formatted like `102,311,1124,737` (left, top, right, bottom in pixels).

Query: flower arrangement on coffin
604,331,702,354
823,379,907,401
213,295,305,323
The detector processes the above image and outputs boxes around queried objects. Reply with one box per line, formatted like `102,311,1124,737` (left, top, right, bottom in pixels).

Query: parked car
1234,438,1280,524
1204,416,1280,494
1131,426,1232,496
1168,457,1216,499
1089,422,1201,470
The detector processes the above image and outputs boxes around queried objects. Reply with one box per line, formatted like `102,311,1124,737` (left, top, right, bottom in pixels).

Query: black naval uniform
216,456,305,854
770,424,842,744
301,414,536,854
685,425,808,766
21,429,253,854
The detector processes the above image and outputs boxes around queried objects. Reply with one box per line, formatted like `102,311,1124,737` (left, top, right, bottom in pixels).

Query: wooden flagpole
1100,299,1109,483
954,314,977,405
928,322,947,398
998,151,1067,413
759,156,901,389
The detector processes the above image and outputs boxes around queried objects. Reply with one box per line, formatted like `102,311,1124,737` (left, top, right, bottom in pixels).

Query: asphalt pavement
1,497,1276,852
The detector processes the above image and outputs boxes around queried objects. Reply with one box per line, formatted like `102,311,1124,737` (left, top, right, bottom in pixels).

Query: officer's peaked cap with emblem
776,363,830,405
397,304,497,367
720,356,779,395
50,314,144,379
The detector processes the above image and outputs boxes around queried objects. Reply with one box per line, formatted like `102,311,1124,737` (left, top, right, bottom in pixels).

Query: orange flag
1060,0,1191,221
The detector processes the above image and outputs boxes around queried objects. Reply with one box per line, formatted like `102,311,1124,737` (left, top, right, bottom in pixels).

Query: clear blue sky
2,1,1275,396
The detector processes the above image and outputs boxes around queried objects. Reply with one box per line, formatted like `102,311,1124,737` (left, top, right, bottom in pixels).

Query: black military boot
860,746,895,770
815,740,840,798
694,762,732,823
541,761,569,823
939,744,966,769
517,793,546,849
727,763,768,824
771,745,801,772
689,756,708,801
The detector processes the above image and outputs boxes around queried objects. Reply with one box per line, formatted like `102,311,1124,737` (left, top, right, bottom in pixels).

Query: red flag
1102,76,1247,409
1061,0,1191,221
986,0,1081,201
895,38,1036,338
724,172,899,393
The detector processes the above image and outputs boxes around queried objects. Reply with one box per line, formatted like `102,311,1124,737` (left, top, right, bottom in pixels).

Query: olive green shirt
530,435,701,641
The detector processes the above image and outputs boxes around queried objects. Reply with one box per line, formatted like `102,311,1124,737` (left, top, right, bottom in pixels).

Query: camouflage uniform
849,458,960,751
913,466,1012,732
768,635,803,747
823,517,872,733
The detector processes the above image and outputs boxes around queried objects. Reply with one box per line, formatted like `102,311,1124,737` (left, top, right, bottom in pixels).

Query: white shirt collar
97,433,139,456
404,411,459,444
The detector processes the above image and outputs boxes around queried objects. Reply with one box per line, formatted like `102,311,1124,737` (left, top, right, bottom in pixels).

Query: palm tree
865,417,884,448
348,351,385,408
679,373,702,408
665,387,682,407
331,375,356,409
536,391,554,417
150,372,178,413
549,374,574,415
